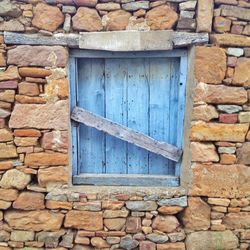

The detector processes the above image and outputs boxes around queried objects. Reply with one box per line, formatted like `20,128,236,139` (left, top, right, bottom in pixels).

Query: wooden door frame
69,49,188,186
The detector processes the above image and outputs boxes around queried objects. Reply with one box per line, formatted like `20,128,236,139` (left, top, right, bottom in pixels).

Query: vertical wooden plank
168,57,181,175
175,54,187,177
69,56,78,176
78,58,105,173
148,58,171,175
127,58,149,174
105,58,128,173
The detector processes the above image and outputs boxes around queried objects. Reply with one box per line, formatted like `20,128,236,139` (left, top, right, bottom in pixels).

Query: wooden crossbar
71,106,182,162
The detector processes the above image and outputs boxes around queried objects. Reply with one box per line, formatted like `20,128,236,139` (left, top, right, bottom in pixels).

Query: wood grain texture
71,106,182,162
73,174,179,186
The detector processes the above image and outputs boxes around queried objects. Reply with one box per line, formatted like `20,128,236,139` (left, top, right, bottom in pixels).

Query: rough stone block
7,45,68,67
190,164,250,198
9,100,69,130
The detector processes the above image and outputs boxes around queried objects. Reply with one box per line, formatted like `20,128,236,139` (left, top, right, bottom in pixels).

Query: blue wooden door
77,56,182,175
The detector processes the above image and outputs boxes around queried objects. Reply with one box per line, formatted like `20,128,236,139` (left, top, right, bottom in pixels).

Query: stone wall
0,0,250,249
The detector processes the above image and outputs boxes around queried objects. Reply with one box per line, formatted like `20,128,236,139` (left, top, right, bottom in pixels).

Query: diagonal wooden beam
71,106,182,162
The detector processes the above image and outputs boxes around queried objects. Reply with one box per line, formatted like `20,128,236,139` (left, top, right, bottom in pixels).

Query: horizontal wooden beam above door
71,106,183,163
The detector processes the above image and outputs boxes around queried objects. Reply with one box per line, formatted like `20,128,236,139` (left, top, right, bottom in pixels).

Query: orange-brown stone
211,34,250,47
32,3,64,32
190,121,249,142
223,212,250,229
0,66,20,82
25,152,68,166
38,166,68,187
233,58,250,86
46,200,72,210
14,137,38,147
190,164,250,198
191,142,219,162
157,243,185,250
14,129,41,137
13,192,45,210
192,104,218,122
0,161,13,171
15,95,46,104
0,188,18,201
158,206,184,215
5,210,64,231
194,82,247,104
196,0,213,32
220,154,237,165
19,68,51,78
181,197,211,230
146,5,178,30
18,82,39,96
104,10,131,31
64,211,103,230
72,7,102,31
152,215,179,233
0,129,13,142
195,46,226,84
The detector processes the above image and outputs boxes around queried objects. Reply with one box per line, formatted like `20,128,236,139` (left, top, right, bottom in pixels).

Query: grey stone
185,231,239,250
218,147,236,154
244,48,250,58
63,14,71,33
144,194,159,201
157,196,187,207
4,32,79,48
67,192,80,202
121,0,135,3
62,5,77,14
172,32,208,47
59,230,74,248
0,0,22,17
80,30,173,51
221,5,250,21
0,230,10,241
227,48,244,57
10,230,34,242
120,235,139,250
177,18,196,30
217,105,243,114
168,231,186,242
73,201,102,211
45,193,68,201
36,230,66,248
131,212,145,217
126,201,157,211
122,1,149,11
0,20,25,32
146,233,168,243
179,0,197,11
0,108,10,118
180,10,195,18
106,237,120,244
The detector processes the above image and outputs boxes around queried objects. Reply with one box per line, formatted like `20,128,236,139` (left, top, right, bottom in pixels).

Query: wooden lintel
71,106,182,162
4,32,79,48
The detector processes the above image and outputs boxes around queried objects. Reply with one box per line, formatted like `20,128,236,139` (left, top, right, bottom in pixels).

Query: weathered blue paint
105,59,128,174
70,50,187,186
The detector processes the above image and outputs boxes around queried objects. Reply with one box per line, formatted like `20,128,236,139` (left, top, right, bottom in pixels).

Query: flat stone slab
79,30,173,51
9,100,69,130
79,31,208,51
157,196,187,207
